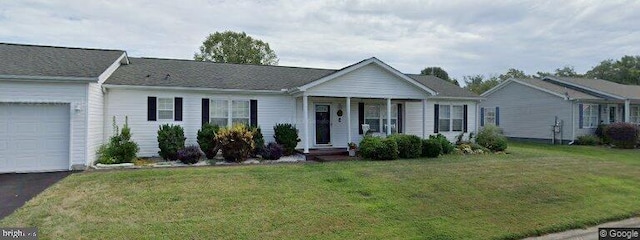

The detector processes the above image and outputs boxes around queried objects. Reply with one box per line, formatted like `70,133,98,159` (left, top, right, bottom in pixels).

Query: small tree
273,123,300,155
197,123,220,159
157,124,186,160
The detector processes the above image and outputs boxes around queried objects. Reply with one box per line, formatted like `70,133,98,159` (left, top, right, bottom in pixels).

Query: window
452,105,464,131
210,100,228,127
484,108,496,126
382,105,398,133
364,104,398,133
157,98,174,120
438,105,450,132
582,104,598,128
364,105,380,132
232,100,250,125
631,106,640,124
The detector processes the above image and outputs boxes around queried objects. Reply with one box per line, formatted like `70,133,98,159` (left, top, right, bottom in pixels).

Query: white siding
306,63,430,99
105,88,295,157
87,82,103,164
0,80,88,168
404,101,425,138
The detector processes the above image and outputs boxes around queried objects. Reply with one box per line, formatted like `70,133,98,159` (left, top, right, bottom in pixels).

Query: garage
0,103,70,173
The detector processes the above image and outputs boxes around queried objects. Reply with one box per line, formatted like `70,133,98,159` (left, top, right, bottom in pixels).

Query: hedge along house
0,43,127,173
480,76,640,143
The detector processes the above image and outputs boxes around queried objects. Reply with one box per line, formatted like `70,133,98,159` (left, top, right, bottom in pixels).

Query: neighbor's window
210,99,228,127
631,106,640,124
232,100,250,125
484,108,496,126
438,105,451,132
157,98,174,120
582,104,599,128
365,105,380,132
452,105,464,131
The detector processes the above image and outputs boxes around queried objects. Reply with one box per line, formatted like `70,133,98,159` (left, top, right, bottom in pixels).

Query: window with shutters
209,99,251,127
232,100,250,125
452,105,464,132
157,98,174,120
484,108,496,126
210,100,228,127
582,104,598,128
364,104,397,133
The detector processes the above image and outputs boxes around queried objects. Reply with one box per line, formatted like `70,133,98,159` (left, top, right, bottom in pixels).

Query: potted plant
348,142,357,157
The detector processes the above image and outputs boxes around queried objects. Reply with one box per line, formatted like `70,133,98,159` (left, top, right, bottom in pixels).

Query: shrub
359,136,399,160
96,116,139,164
476,125,508,152
157,124,186,160
388,134,422,158
251,126,265,157
605,122,639,149
274,123,300,155
197,123,220,159
575,135,600,146
261,142,284,160
177,145,204,164
421,138,442,158
429,134,455,154
595,124,611,144
216,124,255,162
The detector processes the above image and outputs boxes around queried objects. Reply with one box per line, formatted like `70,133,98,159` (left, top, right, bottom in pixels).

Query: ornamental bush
429,134,455,154
476,125,508,152
605,122,639,149
197,123,220,159
177,145,204,164
96,116,139,164
576,135,600,146
421,138,442,158
251,126,265,157
157,124,186,160
359,136,398,160
261,142,284,160
273,123,300,156
388,134,422,158
595,124,611,144
216,124,255,162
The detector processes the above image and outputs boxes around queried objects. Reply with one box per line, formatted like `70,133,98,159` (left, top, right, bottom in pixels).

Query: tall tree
585,55,640,85
194,31,279,65
420,66,459,86
463,75,500,95
498,68,529,81
554,66,581,77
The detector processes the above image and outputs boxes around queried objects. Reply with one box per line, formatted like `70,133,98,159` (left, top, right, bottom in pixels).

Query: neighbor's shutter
250,99,258,127
202,98,210,126
495,107,500,126
480,107,484,127
598,105,602,123
147,96,157,121
174,97,183,121
434,104,439,133
622,106,625,122
578,103,584,129
397,103,403,133
463,105,468,132
358,102,365,134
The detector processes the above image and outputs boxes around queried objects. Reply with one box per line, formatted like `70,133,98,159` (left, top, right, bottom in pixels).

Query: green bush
595,124,611,144
359,136,398,160
273,123,300,155
605,122,639,149
250,126,264,157
96,116,139,164
157,124,186,160
429,134,454,154
476,125,508,152
576,135,600,146
216,124,255,162
388,134,422,158
197,123,220,159
421,138,442,158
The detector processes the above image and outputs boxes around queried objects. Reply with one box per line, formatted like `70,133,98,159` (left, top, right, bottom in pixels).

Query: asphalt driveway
0,171,72,219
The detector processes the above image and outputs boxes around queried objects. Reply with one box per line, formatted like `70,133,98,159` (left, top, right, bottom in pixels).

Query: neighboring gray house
480,76,640,143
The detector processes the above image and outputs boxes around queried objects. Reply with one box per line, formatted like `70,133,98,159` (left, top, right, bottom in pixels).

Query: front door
609,106,617,123
315,104,331,144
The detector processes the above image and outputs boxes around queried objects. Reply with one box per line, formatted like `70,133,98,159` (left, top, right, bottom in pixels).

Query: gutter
102,84,286,94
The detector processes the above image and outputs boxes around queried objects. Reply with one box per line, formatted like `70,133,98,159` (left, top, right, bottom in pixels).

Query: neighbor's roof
406,74,480,98
546,76,640,100
515,78,602,100
0,43,125,79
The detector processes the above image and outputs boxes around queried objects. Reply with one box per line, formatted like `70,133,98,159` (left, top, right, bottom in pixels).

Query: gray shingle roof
406,74,480,98
515,78,602,100
546,76,640,100
0,43,125,79
106,57,338,91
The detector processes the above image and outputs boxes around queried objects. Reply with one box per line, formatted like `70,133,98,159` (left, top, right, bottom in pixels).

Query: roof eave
543,76,626,100
0,74,98,82
102,84,287,94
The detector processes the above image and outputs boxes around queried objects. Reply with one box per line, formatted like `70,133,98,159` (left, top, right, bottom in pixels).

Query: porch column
625,99,631,122
422,99,426,138
346,97,352,149
303,94,309,153
386,98,392,135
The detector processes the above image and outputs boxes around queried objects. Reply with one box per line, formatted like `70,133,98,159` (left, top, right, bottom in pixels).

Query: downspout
568,100,576,145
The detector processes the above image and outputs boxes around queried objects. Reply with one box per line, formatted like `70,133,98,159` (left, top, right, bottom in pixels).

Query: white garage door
0,103,70,173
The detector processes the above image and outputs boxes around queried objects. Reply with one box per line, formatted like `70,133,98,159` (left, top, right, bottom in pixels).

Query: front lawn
2,143,640,239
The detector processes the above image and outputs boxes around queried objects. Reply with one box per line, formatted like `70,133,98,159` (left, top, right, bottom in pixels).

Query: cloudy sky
2,0,639,82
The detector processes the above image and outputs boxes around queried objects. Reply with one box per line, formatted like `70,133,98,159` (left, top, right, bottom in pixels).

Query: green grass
2,142,640,239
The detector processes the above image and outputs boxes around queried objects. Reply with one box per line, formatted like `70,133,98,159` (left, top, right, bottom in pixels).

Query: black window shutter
202,98,210,126
358,102,365,134
147,96,157,121
463,104,468,132
250,99,258,127
480,107,485,127
434,104,439,133
578,103,583,129
174,97,183,121
495,107,500,126
397,103,403,133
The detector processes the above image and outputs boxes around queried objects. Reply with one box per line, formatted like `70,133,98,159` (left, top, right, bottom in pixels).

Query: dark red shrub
605,122,639,149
